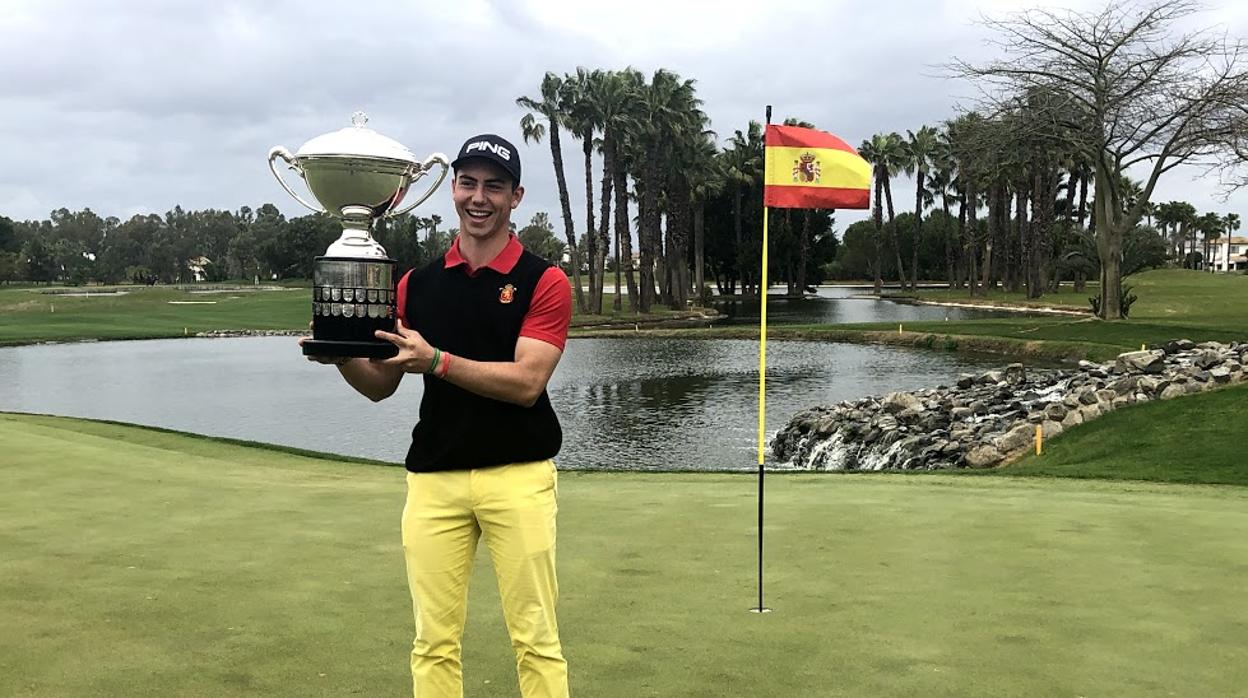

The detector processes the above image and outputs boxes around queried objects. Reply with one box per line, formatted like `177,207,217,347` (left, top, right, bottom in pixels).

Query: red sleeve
395,269,412,326
520,267,572,351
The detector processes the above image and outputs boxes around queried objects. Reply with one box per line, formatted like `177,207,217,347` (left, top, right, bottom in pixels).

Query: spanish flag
763,125,871,210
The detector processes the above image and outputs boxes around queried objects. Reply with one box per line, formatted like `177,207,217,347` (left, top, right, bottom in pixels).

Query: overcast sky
2,0,1246,236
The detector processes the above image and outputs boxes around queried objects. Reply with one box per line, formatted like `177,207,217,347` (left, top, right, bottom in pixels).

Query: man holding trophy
274,118,572,697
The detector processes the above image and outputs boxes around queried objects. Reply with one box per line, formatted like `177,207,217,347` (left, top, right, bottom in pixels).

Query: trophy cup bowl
269,112,449,359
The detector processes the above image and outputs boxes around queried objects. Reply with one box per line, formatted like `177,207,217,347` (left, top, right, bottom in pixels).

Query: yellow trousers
401,459,568,698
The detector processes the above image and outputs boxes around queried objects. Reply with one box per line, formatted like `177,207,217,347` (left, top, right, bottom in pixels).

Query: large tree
953,0,1248,318
664,114,715,310
859,132,909,292
518,73,586,313
904,126,941,291
686,134,723,304
561,67,604,312
517,211,566,265
721,122,764,296
587,68,639,313
625,69,703,311
1223,213,1243,271
608,70,645,312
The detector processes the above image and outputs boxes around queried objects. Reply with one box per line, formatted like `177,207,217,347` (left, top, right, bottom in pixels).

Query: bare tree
951,0,1248,318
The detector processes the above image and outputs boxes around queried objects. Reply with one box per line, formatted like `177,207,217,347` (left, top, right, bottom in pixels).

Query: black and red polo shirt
395,234,572,472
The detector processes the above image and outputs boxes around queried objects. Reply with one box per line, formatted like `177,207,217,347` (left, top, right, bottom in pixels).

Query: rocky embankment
772,340,1247,471
195,329,303,338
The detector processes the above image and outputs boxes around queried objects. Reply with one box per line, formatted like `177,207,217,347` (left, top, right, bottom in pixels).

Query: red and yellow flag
763,125,871,210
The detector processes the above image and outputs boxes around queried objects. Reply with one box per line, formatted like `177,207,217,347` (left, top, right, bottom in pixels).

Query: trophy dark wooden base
305,255,399,359
302,338,398,359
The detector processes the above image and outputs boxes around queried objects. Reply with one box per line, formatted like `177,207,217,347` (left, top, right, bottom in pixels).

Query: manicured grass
0,285,699,346
997,381,1248,485
3,413,1248,697
0,285,308,345
835,269,1248,357
886,284,1093,310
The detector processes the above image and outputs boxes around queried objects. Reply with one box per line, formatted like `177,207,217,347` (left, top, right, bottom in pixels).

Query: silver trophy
269,112,449,358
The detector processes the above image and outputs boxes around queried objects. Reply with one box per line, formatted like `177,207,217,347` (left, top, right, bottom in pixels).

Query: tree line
0,205,570,287
4,1,1246,325
837,125,1242,299
0,205,426,285
513,0,1248,319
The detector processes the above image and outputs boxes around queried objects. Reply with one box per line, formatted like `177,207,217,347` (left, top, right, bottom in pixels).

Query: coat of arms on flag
792,152,821,183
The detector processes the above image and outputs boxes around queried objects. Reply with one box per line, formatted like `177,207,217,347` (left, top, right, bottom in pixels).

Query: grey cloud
1,0,1243,235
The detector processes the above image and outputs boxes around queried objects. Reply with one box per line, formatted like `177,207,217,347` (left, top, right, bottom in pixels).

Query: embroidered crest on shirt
499,284,516,304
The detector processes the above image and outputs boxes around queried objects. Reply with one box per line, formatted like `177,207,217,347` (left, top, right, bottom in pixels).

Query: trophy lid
295,112,418,164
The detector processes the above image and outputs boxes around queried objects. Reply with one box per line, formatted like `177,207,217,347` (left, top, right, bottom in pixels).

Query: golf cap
452,134,521,185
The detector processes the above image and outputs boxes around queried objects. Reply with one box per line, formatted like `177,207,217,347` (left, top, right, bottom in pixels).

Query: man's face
451,160,524,241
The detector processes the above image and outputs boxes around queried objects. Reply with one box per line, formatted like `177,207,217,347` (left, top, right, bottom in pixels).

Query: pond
711,285,1017,325
0,333,1006,471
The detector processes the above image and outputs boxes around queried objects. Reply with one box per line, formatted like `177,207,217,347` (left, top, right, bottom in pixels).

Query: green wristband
426,348,441,374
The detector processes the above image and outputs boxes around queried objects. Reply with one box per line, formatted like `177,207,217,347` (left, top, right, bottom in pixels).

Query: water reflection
713,286,1015,326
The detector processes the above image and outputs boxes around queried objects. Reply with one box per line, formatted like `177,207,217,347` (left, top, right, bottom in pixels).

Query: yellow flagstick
751,106,773,615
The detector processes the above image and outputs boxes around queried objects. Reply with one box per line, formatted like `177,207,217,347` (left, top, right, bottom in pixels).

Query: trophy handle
268,147,326,214
388,153,450,218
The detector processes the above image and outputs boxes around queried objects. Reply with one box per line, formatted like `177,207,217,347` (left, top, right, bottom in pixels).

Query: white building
1207,237,1247,272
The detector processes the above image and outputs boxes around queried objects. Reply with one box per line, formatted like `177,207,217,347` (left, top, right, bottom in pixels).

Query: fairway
838,269,1248,359
3,414,1247,697
0,285,700,347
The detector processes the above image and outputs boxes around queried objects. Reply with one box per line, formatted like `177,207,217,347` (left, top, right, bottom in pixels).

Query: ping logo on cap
464,140,511,161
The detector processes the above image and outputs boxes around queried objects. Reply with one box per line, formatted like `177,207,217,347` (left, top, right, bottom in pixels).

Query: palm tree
722,121,764,295
859,132,908,292
661,94,712,309
609,71,646,312
1197,212,1223,271
673,128,720,308
857,136,886,293
1118,176,1144,221
427,214,442,247
1153,201,1181,260
1223,213,1242,272
593,69,642,311
925,146,958,288
945,112,987,296
1205,226,1222,272
905,126,941,291
579,69,638,314
619,69,703,311
517,73,585,312
1170,202,1197,268
561,68,603,311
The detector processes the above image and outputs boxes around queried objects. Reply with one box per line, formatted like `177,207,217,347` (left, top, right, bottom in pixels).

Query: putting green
2,413,1246,697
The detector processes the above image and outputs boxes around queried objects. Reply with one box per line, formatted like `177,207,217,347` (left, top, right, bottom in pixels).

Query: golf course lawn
830,269,1248,360
999,381,1248,485
0,284,695,346
3,413,1246,697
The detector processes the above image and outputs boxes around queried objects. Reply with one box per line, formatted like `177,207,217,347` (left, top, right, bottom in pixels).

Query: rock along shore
772,340,1247,471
